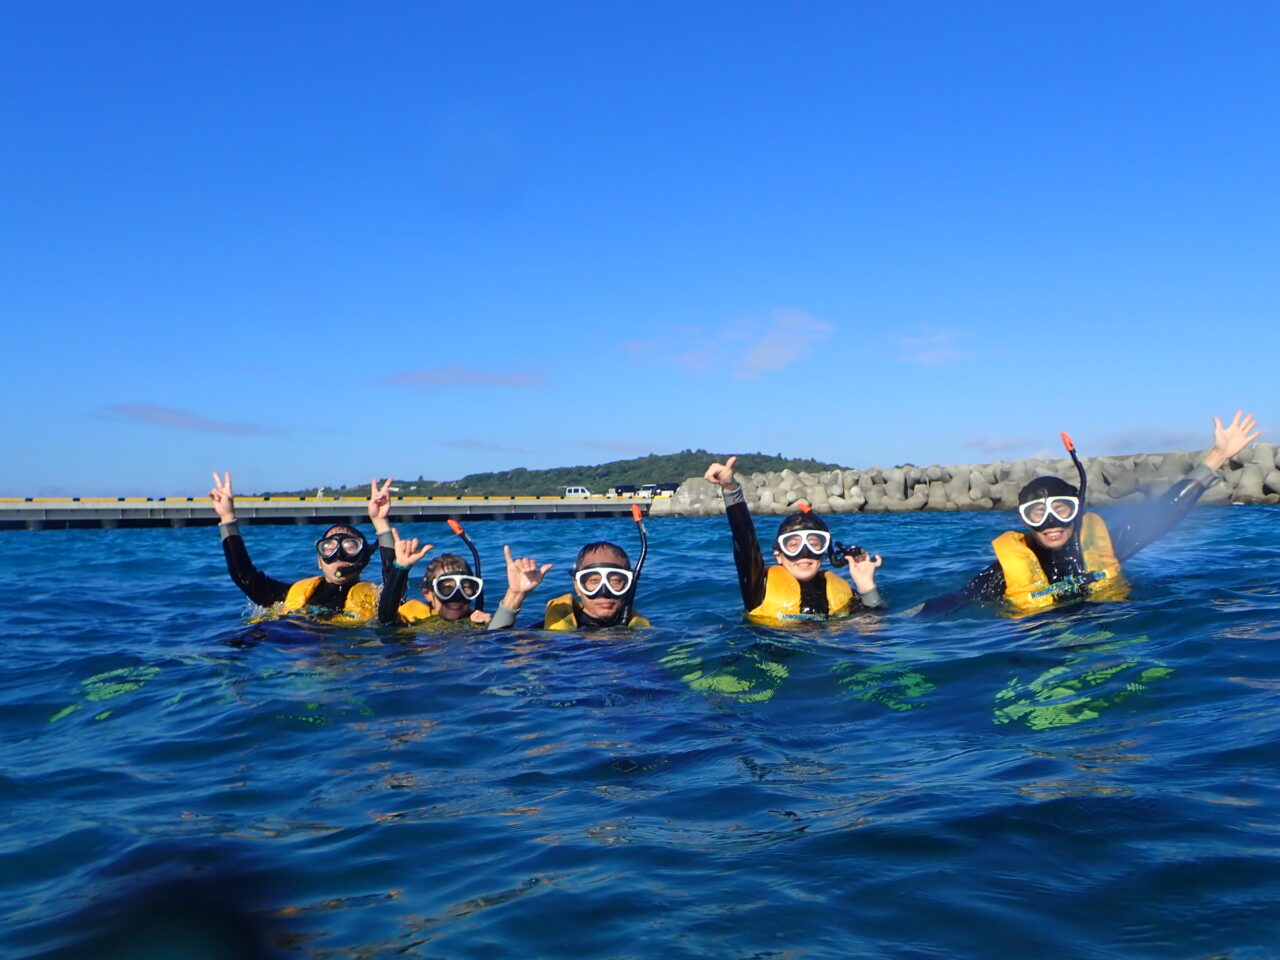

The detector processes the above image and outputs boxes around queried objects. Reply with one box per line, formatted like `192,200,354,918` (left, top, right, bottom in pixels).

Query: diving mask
430,574,483,602
776,529,831,560
316,533,370,563
574,566,634,598
1018,496,1080,528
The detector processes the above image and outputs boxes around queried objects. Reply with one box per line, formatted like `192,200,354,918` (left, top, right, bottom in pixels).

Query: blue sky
3,2,1276,496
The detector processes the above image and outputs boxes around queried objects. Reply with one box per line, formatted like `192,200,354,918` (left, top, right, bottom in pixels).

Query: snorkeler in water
366,478,492,626
916,411,1262,617
704,456,885,622
209,471,378,621
376,531,493,627
487,507,651,631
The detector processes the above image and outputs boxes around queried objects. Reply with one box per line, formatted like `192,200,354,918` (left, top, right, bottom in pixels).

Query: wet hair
573,541,630,571
423,553,472,585
1017,476,1079,504
321,523,363,540
775,510,830,540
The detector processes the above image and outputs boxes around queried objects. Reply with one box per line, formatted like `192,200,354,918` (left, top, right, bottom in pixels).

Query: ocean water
4,506,1280,959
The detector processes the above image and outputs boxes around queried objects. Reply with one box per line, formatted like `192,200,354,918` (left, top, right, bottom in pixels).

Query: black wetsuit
918,464,1219,617
726,491,881,617
218,522,382,613
376,542,407,625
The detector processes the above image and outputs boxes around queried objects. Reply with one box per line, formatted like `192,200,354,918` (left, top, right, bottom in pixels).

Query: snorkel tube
446,518,485,612
1060,432,1088,504
1059,431,1089,550
622,504,648,624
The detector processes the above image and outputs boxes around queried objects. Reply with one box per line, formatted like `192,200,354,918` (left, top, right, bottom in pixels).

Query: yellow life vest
991,512,1129,616
746,566,854,624
281,577,379,622
543,593,650,631
397,599,439,624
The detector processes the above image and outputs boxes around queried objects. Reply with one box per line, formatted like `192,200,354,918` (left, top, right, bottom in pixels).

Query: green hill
264,450,848,498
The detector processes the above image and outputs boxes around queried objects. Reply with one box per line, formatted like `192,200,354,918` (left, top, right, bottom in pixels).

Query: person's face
316,529,365,585
773,528,827,582
1030,524,1074,550
1019,495,1078,551
773,549,823,582
424,582,470,621
573,546,631,621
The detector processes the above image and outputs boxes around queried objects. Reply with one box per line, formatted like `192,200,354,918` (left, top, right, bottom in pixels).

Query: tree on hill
260,450,848,498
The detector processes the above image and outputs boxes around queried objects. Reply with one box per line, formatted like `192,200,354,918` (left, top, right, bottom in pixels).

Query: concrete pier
0,496,654,531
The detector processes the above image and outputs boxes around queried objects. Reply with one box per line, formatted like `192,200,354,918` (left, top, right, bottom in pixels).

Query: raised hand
1205,411,1261,470
846,551,883,594
391,527,431,568
209,471,236,522
368,477,393,532
499,544,553,611
704,455,738,489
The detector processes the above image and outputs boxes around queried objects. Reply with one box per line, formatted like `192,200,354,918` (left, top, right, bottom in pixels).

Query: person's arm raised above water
705,456,768,612
368,477,397,582
376,528,431,625
1202,411,1261,473
487,545,553,631
845,550,887,609
210,470,292,607
211,470,237,526
1111,410,1262,561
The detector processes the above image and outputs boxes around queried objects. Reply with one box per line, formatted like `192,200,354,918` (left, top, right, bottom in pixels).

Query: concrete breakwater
649,444,1280,517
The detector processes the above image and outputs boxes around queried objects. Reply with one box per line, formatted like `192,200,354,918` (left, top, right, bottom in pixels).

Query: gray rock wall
649,444,1280,517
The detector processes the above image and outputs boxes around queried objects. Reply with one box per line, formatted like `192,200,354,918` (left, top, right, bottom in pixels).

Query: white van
564,486,592,499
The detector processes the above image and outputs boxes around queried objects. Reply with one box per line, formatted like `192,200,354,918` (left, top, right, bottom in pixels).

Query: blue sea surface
4,507,1280,959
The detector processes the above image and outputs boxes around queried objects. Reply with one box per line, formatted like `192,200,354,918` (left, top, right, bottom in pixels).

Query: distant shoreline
650,445,1280,517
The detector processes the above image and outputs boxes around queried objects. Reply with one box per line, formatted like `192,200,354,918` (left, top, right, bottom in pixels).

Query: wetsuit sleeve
1109,463,1220,562
218,521,292,607
917,561,1006,617
486,603,519,630
377,532,396,584
724,486,768,612
378,563,411,625
855,587,885,610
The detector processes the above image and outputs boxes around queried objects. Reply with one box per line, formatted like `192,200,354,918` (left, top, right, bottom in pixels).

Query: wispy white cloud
380,365,545,389
895,329,971,366
576,439,655,454
734,309,835,379
963,435,1036,454
439,438,534,454
627,308,834,380
102,404,281,436
1096,427,1203,454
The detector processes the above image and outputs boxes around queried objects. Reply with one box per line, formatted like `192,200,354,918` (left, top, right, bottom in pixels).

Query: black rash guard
218,522,383,613
918,464,1219,617
727,496,880,617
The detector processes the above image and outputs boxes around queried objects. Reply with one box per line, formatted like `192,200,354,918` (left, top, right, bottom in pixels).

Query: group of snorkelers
210,410,1260,628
